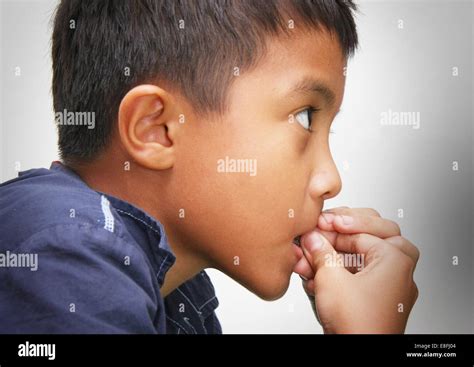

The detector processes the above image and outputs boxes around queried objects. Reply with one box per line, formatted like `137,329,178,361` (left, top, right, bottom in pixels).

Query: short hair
52,0,358,164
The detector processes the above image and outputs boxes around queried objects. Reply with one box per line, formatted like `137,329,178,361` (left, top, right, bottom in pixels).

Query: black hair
52,0,358,164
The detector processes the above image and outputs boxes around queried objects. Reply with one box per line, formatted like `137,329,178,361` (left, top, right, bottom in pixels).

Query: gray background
1,0,473,333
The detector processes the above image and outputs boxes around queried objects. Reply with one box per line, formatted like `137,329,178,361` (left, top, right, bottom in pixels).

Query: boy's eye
295,107,318,131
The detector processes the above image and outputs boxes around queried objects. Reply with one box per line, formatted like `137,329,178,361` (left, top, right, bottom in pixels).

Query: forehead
228,28,347,109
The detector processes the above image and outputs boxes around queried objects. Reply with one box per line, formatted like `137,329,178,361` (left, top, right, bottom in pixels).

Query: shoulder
0,169,164,333
1,166,130,247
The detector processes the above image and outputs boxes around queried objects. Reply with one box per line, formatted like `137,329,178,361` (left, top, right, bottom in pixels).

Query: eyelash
306,107,318,132
299,106,336,134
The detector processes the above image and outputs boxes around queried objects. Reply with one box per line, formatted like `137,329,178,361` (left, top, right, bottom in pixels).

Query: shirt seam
8,222,165,282
10,222,136,253
114,208,162,237
166,315,188,334
199,296,217,311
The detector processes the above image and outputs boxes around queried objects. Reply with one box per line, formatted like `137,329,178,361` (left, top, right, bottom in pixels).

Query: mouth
292,235,302,248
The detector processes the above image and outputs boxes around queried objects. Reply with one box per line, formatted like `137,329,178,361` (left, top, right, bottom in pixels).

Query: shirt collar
49,161,176,286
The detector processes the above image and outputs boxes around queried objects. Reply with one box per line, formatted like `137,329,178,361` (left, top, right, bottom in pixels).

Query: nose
308,161,342,201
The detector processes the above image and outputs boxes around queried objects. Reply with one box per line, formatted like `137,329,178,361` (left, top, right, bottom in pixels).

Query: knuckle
398,237,420,263
386,244,411,266
390,220,401,235
380,241,397,256
388,236,416,261
411,244,421,262
390,235,405,247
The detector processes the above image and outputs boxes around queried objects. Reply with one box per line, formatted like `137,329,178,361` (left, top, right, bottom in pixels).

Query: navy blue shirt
0,162,221,334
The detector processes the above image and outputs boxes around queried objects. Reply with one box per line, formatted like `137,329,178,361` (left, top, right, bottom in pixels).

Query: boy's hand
294,207,407,291
296,207,419,334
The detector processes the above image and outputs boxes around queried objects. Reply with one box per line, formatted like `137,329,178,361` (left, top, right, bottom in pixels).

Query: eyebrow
286,78,336,108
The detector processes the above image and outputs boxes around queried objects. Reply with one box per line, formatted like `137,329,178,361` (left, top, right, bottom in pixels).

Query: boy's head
52,0,358,300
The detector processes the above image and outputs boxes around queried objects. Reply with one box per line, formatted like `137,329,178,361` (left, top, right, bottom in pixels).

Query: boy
0,0,418,333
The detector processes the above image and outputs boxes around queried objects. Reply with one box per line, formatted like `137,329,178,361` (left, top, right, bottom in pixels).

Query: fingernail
299,275,308,281
339,215,354,225
303,231,323,252
322,213,334,224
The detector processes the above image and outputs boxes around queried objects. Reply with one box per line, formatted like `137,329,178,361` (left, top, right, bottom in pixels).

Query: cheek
203,129,306,234
169,121,310,299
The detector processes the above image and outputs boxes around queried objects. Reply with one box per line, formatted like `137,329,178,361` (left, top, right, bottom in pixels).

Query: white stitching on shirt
100,195,114,233
115,208,161,236
114,206,214,333
183,317,197,334
166,315,188,334
198,296,217,311
176,288,202,315
176,288,208,332
114,208,170,279
157,254,169,279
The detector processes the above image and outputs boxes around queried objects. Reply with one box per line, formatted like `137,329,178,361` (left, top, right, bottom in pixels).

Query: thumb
301,230,347,275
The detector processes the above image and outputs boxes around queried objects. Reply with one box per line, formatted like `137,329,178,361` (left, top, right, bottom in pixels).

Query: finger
318,212,399,237
318,209,387,234
384,236,420,267
323,207,381,217
322,206,350,213
302,230,368,273
318,206,380,231
302,278,315,296
301,230,350,276
328,214,401,238
330,232,387,259
337,252,362,274
304,230,363,273
294,255,315,280
314,228,338,246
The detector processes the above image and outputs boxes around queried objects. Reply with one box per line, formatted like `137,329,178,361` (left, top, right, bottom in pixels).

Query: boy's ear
118,84,179,170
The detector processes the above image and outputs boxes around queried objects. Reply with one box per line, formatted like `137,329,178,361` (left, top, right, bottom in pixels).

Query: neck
68,156,207,297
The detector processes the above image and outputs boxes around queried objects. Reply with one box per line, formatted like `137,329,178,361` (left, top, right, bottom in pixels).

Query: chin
218,249,296,301
246,271,293,301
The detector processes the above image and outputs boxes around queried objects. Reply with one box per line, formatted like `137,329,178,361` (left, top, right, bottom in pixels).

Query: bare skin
74,27,419,333
297,207,419,333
